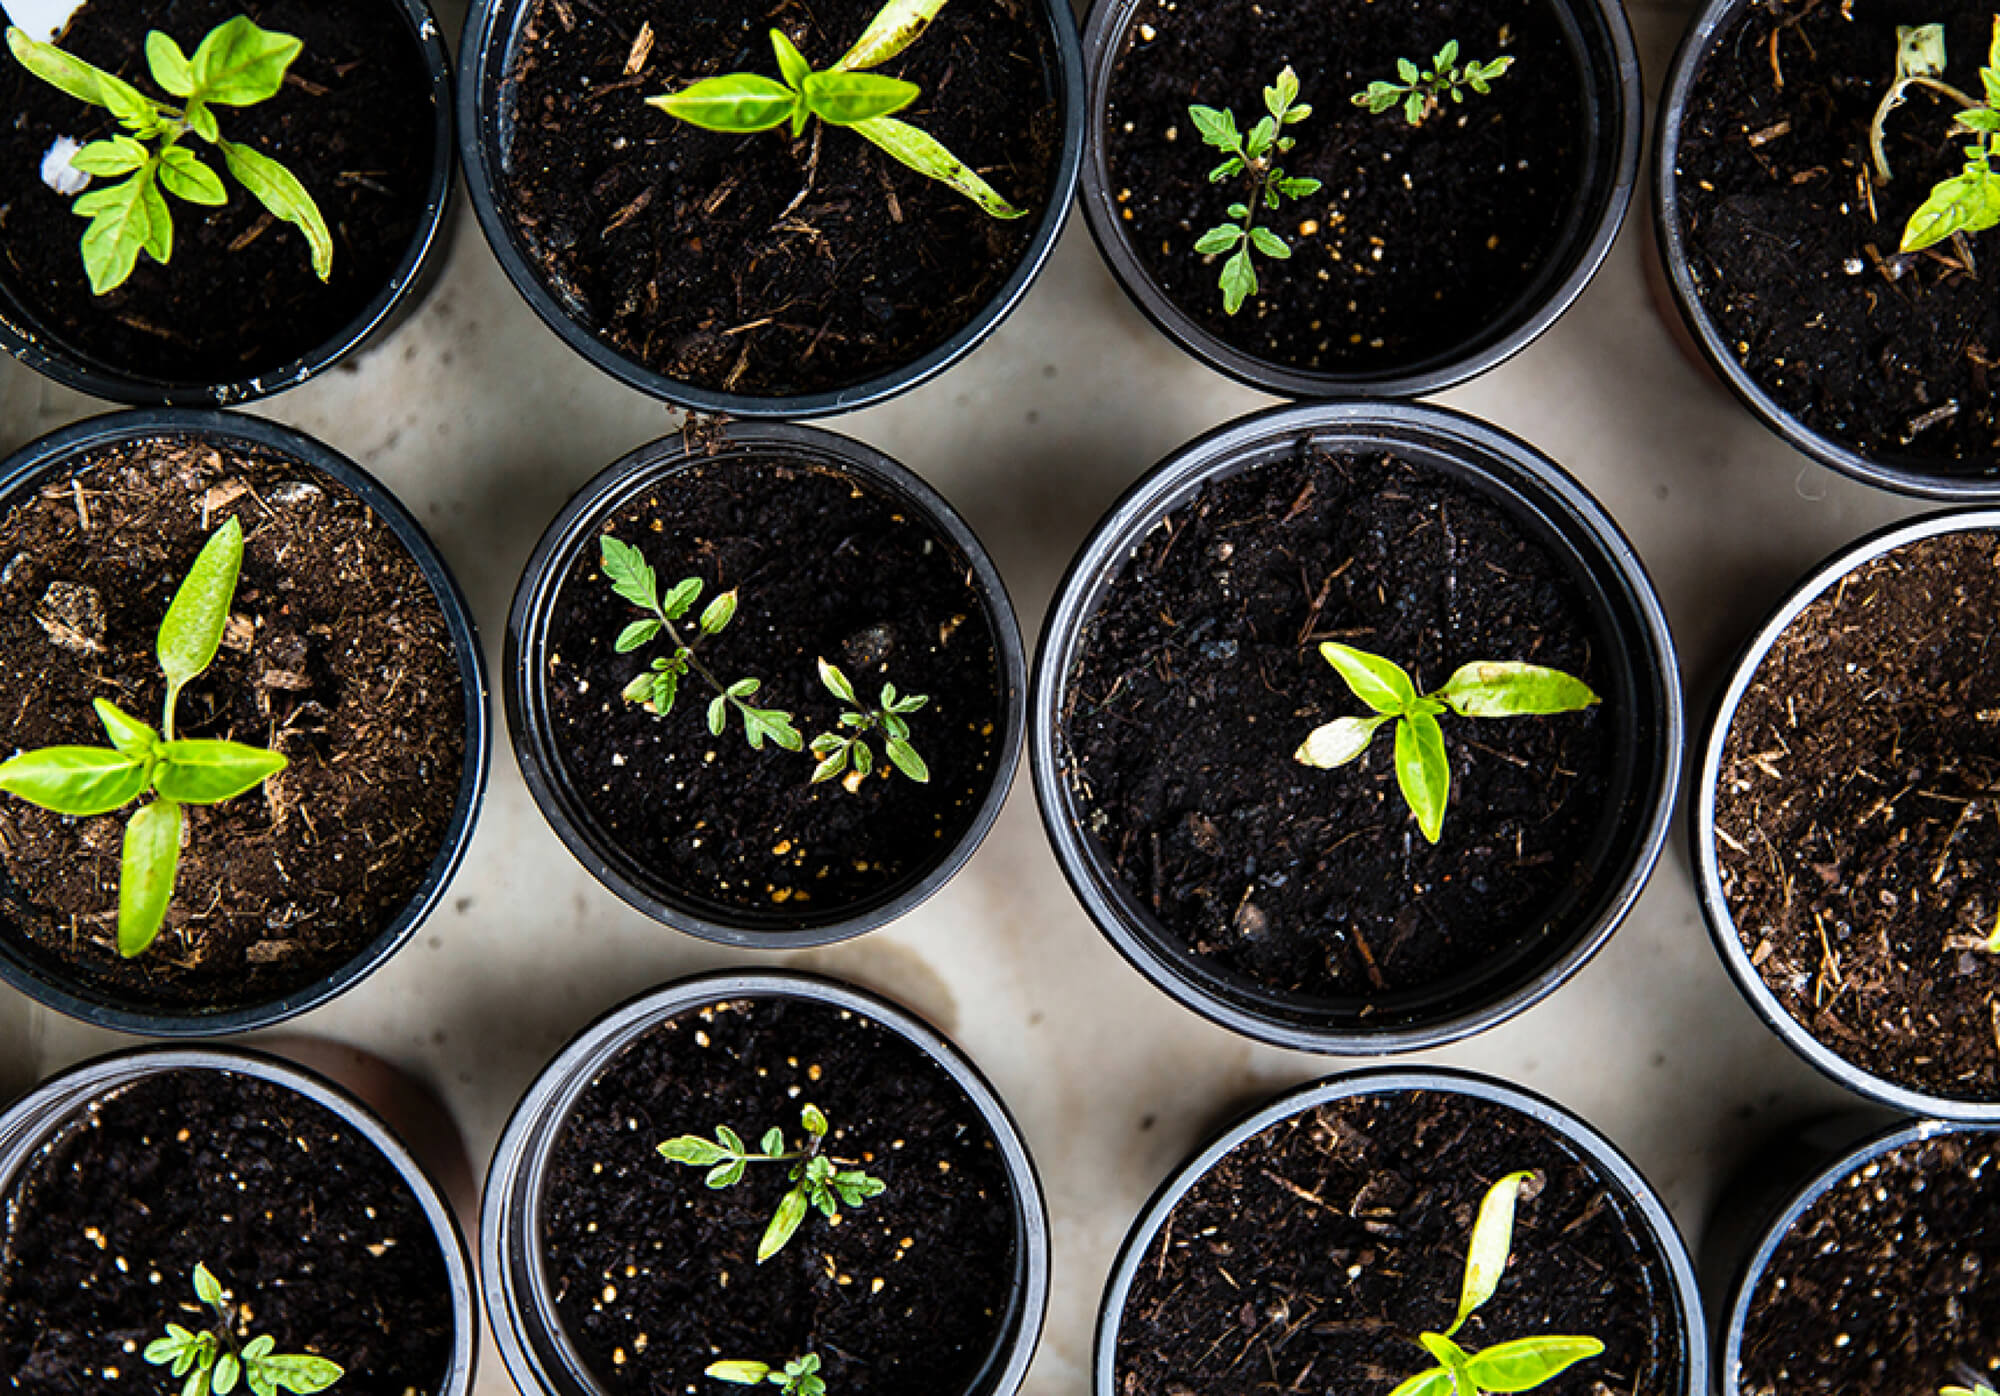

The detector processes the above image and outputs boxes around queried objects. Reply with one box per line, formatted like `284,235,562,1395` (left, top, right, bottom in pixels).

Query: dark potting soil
1061,448,1611,1002
543,453,1003,920
0,0,436,385
498,0,1063,398
1675,2,2000,472
1104,0,1585,375
1115,1087,1685,1396
1714,530,2000,1102
1737,1131,2000,1396
0,1069,456,1393
0,434,466,1012
540,995,1018,1396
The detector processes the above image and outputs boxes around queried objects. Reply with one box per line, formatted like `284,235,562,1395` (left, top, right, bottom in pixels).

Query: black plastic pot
506,422,1024,947
0,408,491,1035
0,1044,479,1392
1654,0,1997,501
480,969,1051,1396
1030,399,1682,1053
0,0,456,408
1078,0,1641,398
456,0,1084,419
1094,1067,1710,1395
1691,509,2000,1123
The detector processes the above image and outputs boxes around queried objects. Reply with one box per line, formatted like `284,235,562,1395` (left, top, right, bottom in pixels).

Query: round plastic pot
456,0,1084,419
0,1043,479,1392
0,408,491,1036
1078,0,1641,398
1093,1066,1710,1395
505,422,1024,948
1030,399,1682,1053
480,969,1051,1396
0,0,456,409
1654,0,1998,501
1691,508,2000,1123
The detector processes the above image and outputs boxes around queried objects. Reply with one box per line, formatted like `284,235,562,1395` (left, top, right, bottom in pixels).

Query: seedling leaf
1295,714,1386,769
851,115,1025,218
0,746,149,816
1319,642,1417,713
759,1186,810,1262
158,516,243,699
153,740,288,804
1437,662,1600,719
118,799,182,956
1394,711,1450,844
1448,1171,1534,1336
1461,1336,1606,1391
708,1362,775,1385
190,16,302,106
802,70,919,124
836,0,949,70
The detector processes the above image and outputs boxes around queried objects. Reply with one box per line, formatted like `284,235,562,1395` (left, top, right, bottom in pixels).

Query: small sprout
1388,1173,1604,1396
1353,40,1515,126
142,1262,343,1396
1943,1384,2000,1396
0,518,287,957
647,0,1022,219
1294,642,1598,844
5,17,333,294
708,1353,826,1396
658,1105,887,1263
1871,18,2000,252
1188,65,1322,314
808,658,929,784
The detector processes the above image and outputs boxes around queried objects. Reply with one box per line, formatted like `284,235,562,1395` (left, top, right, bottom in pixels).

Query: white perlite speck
40,136,90,195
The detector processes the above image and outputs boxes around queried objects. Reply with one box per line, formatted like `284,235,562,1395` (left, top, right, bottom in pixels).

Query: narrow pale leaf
851,115,1024,218
158,516,244,690
1448,1171,1536,1335
835,0,948,71
707,1362,774,1386
0,746,147,816
699,590,738,634
119,800,182,956
7,27,154,115
245,1353,343,1394
616,619,662,653
1437,661,1599,718
759,1186,810,1262
217,140,333,280
817,658,858,703
884,737,928,782
1295,714,1385,768
1394,712,1450,844
770,28,811,89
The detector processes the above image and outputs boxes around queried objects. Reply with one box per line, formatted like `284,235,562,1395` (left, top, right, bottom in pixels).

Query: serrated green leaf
70,135,149,176
1447,1171,1535,1335
884,737,928,782
159,145,227,205
1265,64,1298,119
742,706,802,751
1959,107,2000,134
802,69,918,125
652,668,680,714
700,590,738,634
1394,712,1450,844
1249,226,1290,258
144,1333,190,1365
217,139,332,281
1193,225,1242,254
1219,247,1256,314
706,1157,747,1187
835,0,949,71
158,517,243,698
1318,642,1418,713
1244,115,1275,158
244,1353,342,1394
1902,162,2000,251
1435,39,1460,70
1398,57,1420,82
759,1185,810,1262
0,746,147,816
74,170,164,295
817,658,858,704
1187,103,1239,151
659,1135,730,1166
190,16,302,106
1295,714,1387,769
146,31,196,97
599,536,658,611
1404,91,1426,124
649,74,800,132
153,740,285,804
851,115,1025,218
1461,1335,1604,1391
717,1125,747,1153
616,619,662,653
661,577,703,620
1208,156,1245,182
707,1362,774,1386
727,677,760,697
1437,661,1599,718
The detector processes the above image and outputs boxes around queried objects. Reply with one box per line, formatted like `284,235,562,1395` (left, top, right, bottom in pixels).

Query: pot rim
1029,398,1683,1053
0,407,491,1035
1691,506,2000,1123
0,0,457,408
478,968,1051,1396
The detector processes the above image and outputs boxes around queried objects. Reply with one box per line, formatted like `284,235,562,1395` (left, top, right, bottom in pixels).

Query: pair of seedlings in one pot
1187,42,1514,314
659,1103,891,1394
142,1262,343,1396
1869,18,2000,253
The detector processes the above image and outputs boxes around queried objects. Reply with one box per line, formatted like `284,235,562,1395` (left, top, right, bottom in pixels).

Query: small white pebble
41,136,89,195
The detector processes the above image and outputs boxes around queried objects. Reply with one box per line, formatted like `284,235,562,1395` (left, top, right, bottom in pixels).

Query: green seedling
809,658,929,784
6,17,333,295
1353,40,1514,126
1388,1172,1604,1396
647,0,1021,218
1869,19,2000,252
0,517,286,957
1944,1384,2000,1396
1294,642,1598,844
143,1262,343,1396
708,1354,826,1396
1188,65,1322,315
659,1104,887,1263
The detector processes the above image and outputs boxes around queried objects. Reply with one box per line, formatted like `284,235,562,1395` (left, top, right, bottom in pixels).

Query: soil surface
1104,0,1585,375
1061,447,1612,1004
498,0,1063,398
0,1068,457,1393
1737,1130,2000,1396
1675,1,2000,473
1715,530,2000,1102
1115,1087,1685,1396
543,452,1003,921
0,433,466,1013
540,994,1019,1396
0,0,437,386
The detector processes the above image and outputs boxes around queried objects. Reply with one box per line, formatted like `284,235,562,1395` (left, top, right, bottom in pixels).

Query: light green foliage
1353,40,1514,126
1387,1174,1604,1396
708,1353,826,1396
1871,19,2000,252
1943,1384,2000,1396
646,0,1023,219
659,1105,888,1263
0,518,286,957
5,18,332,294
808,658,929,784
1188,66,1321,314
1294,642,1598,844
142,1262,343,1396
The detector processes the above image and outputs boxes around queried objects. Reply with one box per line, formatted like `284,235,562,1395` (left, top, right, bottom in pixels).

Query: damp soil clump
543,455,1003,919
1674,1,2000,472
1737,1131,2000,1396
1103,0,1584,374
0,434,466,1012
1714,530,2000,1102
1061,447,1610,1002
497,0,1063,398
539,994,1018,1396
0,0,437,385
1114,1087,1685,1396
0,1069,457,1392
